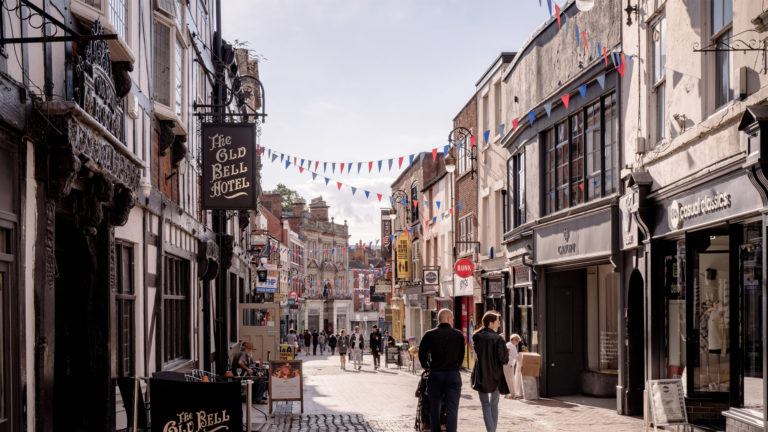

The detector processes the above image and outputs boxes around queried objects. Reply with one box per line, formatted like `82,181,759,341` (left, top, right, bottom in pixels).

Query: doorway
53,215,111,431
626,269,645,414
546,269,586,396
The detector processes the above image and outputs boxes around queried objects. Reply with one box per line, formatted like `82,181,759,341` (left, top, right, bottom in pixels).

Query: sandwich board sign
647,379,689,431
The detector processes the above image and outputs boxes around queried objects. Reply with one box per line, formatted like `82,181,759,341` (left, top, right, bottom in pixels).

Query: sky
222,0,551,245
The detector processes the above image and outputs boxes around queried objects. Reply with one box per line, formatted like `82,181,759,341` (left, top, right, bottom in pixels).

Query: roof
475,52,517,88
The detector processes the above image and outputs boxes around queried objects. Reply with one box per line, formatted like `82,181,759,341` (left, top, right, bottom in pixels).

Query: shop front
534,207,620,399
482,275,507,333
648,169,765,429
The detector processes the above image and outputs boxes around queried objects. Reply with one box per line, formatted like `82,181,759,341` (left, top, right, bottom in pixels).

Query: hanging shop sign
201,123,258,210
381,216,392,257
288,291,299,306
454,259,474,278
150,379,242,432
485,278,505,299
655,172,762,236
375,282,392,294
534,209,612,265
254,264,278,293
423,268,440,286
396,233,410,279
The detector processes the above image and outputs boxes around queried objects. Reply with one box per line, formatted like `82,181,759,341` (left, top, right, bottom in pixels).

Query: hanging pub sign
150,379,242,432
201,123,258,210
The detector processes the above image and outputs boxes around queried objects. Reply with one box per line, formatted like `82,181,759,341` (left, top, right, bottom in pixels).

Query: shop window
543,129,556,214
587,265,619,371
163,256,190,365
116,243,135,377
691,233,730,393
555,121,569,211
740,223,763,409
664,240,687,379
585,101,601,200
570,111,584,206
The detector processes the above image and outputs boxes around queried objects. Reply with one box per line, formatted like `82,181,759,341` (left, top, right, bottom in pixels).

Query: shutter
153,20,172,106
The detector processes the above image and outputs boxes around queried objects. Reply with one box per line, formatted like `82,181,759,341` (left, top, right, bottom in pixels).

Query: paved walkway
248,352,645,431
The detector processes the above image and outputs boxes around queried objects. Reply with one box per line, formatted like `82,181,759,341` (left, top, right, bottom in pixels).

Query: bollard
246,379,252,432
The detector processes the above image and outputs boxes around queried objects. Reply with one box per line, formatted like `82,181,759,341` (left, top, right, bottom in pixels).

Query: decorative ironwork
448,126,476,178
693,36,767,53
0,0,117,45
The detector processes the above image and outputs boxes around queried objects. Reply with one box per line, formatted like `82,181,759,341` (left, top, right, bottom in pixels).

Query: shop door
546,269,585,396
53,216,112,431
239,303,280,362
0,261,9,432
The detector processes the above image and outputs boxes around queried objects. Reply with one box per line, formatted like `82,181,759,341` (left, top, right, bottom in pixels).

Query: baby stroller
414,370,447,431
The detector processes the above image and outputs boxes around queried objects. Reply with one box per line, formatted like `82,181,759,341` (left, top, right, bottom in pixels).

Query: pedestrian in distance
384,331,395,347
503,334,523,399
337,329,350,370
311,328,319,355
471,311,509,432
369,325,382,370
418,308,464,432
350,326,365,370
285,328,298,350
329,333,337,354
303,330,311,355
319,331,327,354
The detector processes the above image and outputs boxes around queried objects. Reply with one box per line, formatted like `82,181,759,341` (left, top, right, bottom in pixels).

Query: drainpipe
521,251,536,351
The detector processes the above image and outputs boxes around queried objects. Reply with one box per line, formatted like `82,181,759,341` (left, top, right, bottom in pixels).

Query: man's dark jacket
471,327,509,394
418,323,464,371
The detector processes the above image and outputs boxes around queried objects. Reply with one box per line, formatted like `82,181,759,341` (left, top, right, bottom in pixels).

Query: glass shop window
691,233,730,393
242,309,272,327
665,240,686,379
740,222,763,410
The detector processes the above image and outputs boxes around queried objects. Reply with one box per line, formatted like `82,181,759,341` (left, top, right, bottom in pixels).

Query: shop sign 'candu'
201,123,258,209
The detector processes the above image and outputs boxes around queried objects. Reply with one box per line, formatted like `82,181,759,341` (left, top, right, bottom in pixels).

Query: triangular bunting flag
364,190,370,198
512,118,519,131
420,152,426,163
409,154,415,165
388,159,393,170
324,162,327,172
272,154,278,162
357,162,362,173
582,31,589,52
351,186,356,195
280,154,284,162
436,201,441,210
546,0,552,15
561,93,570,109
529,110,536,126
619,54,626,78
597,74,606,89
300,159,304,167
324,177,330,185
340,163,344,173
555,4,561,28
312,172,317,180
299,167,304,173
443,145,450,157
368,161,373,173
315,161,319,171
575,24,580,45
332,163,336,173
348,163,352,173
398,156,404,168
413,200,418,208
603,45,608,66
378,160,383,172
470,136,477,148
432,148,438,161
286,160,291,169
579,84,587,99
458,202,463,212
544,102,552,117
377,193,383,202
484,130,490,144
498,124,505,136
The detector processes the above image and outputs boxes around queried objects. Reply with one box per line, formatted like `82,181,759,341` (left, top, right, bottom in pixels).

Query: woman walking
471,311,509,432
303,330,312,355
337,329,350,370
503,334,522,399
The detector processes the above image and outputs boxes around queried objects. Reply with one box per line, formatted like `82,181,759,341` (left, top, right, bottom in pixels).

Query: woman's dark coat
471,327,510,394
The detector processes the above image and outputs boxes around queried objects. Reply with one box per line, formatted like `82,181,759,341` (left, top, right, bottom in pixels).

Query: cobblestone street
251,352,645,431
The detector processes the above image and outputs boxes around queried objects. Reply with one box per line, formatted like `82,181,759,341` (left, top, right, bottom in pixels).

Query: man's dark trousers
313,343,318,355
426,369,461,432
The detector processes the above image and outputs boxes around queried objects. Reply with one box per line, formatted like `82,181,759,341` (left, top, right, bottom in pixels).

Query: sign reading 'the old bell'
201,123,258,210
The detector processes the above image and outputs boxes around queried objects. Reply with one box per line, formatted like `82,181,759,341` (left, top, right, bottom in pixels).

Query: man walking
350,326,365,370
418,309,464,432
311,328,319,355
369,326,382,370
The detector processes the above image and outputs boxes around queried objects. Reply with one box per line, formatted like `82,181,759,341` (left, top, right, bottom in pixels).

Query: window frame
710,0,733,110
410,182,419,224
115,242,136,378
71,0,134,62
513,151,526,228
153,9,188,128
162,255,191,366
650,14,666,145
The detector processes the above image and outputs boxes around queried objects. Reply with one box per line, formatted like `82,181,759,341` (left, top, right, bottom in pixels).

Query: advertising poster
269,360,303,401
396,233,410,279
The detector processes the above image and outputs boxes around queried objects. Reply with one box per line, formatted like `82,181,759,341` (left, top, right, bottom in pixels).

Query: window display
665,240,686,379
740,222,763,409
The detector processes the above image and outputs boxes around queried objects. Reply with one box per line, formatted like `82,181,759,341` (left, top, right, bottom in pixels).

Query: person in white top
503,334,523,399
350,326,365,370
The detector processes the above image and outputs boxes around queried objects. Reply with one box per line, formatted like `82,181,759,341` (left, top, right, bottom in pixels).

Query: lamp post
444,149,457,316
446,126,470,324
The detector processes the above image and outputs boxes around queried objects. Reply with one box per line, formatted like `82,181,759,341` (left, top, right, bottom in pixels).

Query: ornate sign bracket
0,0,117,45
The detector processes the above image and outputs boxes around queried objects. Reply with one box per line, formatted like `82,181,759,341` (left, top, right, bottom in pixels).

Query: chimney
309,197,329,220
292,198,305,217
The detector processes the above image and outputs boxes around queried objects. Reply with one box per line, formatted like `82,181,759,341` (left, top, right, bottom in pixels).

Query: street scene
0,0,766,431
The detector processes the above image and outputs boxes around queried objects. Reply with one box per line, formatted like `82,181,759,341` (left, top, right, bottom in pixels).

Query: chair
117,377,150,432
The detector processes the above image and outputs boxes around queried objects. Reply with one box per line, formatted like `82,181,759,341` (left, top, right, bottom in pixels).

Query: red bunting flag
582,31,589,52
340,163,345,172
299,167,304,173
561,93,570,109
450,208,453,215
315,161,319,171
512,118,519,131
432,148,438,161
618,54,626,78
555,4,561,28
377,193,382,202
413,199,418,208
368,161,373,173
337,182,342,190
470,136,476,148
603,46,608,66
294,157,297,165
425,220,429,228
398,156,403,168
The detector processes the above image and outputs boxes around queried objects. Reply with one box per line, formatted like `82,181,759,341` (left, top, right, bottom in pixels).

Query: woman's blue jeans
477,390,500,432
